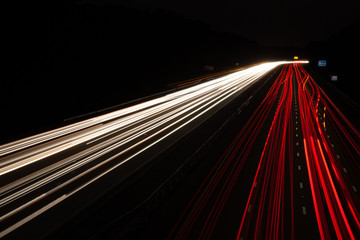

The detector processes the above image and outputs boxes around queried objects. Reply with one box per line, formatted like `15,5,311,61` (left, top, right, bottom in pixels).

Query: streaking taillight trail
168,63,360,239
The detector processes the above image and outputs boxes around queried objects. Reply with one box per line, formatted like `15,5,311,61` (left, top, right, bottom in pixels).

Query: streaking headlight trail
0,61,301,237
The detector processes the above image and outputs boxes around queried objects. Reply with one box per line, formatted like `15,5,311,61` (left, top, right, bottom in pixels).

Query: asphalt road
1,61,359,240
0,61,296,239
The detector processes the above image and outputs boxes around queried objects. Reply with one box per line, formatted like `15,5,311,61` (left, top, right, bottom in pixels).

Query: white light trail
0,61,298,176
0,61,308,237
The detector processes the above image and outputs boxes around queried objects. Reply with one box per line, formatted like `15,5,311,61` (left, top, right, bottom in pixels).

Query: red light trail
296,63,359,239
168,63,360,239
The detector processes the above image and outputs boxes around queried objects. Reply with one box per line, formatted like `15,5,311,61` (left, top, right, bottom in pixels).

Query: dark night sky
2,0,360,142
115,0,359,47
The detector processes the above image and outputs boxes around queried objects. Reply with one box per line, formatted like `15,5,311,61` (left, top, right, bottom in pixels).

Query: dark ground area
3,1,359,144
306,18,360,105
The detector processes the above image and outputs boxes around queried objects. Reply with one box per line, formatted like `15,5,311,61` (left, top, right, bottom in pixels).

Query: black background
2,1,360,144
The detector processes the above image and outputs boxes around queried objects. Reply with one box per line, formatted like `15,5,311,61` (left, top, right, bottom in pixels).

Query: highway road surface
1,61,359,240
0,61,299,239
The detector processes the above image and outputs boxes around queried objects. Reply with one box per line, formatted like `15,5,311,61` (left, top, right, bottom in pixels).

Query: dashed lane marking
302,206,307,215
